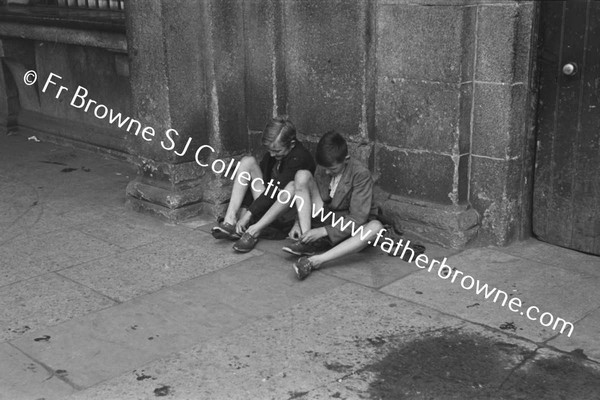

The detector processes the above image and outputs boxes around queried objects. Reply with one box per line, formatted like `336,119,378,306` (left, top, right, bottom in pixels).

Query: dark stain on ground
367,336,387,347
40,161,67,166
60,167,78,173
324,361,354,372
9,325,30,334
499,321,517,332
288,390,309,399
153,385,171,397
570,348,588,360
33,335,51,342
136,373,154,381
365,329,600,399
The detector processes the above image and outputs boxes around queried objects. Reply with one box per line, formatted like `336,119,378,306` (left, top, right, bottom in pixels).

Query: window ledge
0,5,125,33
0,6,126,52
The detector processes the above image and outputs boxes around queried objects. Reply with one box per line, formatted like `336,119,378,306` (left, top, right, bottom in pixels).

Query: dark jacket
315,158,377,245
247,141,315,217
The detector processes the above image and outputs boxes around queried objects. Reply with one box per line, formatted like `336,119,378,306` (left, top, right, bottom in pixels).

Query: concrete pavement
1,132,600,399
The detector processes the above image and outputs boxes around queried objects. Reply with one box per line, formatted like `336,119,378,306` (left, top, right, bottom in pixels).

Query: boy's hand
300,227,327,243
288,222,302,240
236,211,252,235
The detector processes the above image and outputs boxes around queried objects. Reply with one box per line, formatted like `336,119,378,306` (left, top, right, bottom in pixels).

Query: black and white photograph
0,0,599,399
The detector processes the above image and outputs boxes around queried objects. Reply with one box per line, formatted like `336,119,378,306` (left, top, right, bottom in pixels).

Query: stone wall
374,0,536,247
0,0,538,248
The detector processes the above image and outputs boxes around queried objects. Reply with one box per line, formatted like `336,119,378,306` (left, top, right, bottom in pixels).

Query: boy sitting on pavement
211,116,315,252
282,130,384,280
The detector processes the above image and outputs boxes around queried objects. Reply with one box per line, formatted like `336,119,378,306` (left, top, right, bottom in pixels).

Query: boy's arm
324,169,374,245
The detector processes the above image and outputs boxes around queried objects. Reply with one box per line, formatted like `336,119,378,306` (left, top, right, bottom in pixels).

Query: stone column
376,0,480,248
466,1,537,245
0,41,7,135
376,0,536,248
124,0,247,220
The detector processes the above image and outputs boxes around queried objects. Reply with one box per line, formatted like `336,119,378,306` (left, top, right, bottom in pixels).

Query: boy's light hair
262,115,297,148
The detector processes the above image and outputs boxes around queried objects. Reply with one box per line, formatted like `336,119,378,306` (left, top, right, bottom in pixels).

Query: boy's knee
366,220,384,238
283,180,295,192
294,170,313,187
240,155,258,168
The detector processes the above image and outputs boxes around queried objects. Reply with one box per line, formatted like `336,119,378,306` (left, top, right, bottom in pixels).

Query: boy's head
316,130,349,175
262,116,297,160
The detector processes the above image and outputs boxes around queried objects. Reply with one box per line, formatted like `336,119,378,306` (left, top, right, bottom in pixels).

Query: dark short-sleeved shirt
247,141,315,218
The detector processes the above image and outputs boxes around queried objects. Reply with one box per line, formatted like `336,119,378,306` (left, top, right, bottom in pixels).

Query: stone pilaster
124,0,248,221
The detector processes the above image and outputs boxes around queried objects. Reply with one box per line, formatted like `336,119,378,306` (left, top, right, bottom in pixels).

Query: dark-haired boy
283,130,384,280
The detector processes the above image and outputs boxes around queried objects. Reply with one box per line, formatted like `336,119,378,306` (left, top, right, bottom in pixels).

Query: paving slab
1,203,90,244
0,342,75,400
319,242,454,289
0,272,117,342
380,248,600,342
240,236,419,289
67,283,543,400
547,306,600,363
499,238,600,278
0,228,123,287
172,252,347,318
9,252,345,390
60,230,262,302
200,223,452,289
9,286,249,389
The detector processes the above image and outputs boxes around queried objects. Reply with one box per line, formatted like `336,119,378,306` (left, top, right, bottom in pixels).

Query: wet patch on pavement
323,361,354,373
288,390,309,399
153,385,172,396
365,329,600,399
60,167,78,173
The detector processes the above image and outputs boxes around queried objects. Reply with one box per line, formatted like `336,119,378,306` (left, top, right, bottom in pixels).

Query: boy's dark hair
316,130,348,167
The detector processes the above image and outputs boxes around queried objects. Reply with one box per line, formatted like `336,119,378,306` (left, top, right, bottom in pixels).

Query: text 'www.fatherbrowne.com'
26,70,575,338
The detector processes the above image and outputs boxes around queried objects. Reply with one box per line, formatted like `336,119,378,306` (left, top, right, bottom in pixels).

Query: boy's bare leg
223,156,265,225
293,170,324,234
308,220,384,268
245,181,296,237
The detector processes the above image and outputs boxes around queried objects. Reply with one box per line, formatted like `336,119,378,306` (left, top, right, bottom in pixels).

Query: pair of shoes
211,222,240,241
293,256,314,280
282,238,330,256
233,231,259,253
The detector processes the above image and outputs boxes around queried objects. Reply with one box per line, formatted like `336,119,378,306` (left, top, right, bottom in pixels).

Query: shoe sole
232,245,253,253
211,228,240,241
282,246,315,257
